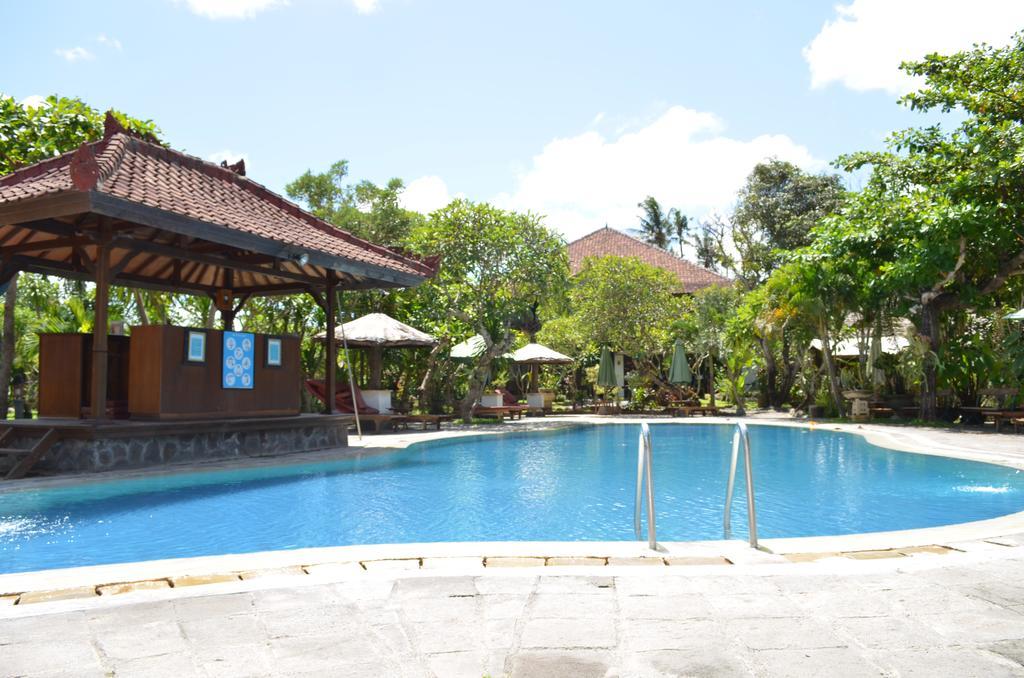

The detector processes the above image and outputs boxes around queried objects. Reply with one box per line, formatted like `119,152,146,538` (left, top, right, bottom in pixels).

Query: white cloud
54,47,94,62
207,149,250,171
180,0,287,19
18,95,47,109
804,0,1024,94
97,34,122,51
493,105,818,242
400,175,460,214
352,0,379,14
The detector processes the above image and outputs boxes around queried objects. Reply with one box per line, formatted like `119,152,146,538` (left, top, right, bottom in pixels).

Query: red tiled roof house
567,226,729,293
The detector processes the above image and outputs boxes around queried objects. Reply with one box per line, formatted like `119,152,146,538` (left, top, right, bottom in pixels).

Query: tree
407,200,568,420
675,284,743,407
0,95,160,418
633,196,692,257
564,256,681,370
811,34,1024,419
285,160,425,247
705,160,844,409
721,159,845,290
634,196,671,249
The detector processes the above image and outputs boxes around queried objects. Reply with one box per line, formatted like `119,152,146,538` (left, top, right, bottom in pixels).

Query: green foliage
567,256,680,359
723,160,844,289
633,196,690,255
797,33,1024,417
408,200,568,341
285,160,425,247
675,283,743,362
0,94,160,174
406,200,568,418
716,344,754,415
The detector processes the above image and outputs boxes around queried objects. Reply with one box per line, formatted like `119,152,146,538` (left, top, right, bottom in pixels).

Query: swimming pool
1,423,1022,574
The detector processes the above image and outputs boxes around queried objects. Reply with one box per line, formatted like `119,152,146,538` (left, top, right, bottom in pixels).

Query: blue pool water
1,424,1022,574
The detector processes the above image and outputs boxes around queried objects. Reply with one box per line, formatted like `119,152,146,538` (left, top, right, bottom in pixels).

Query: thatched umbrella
318,313,436,389
510,342,572,392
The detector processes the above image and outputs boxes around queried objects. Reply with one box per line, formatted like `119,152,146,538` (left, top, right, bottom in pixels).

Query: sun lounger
304,380,407,432
671,405,720,417
404,414,455,430
497,388,532,416
473,406,523,421
994,410,1024,433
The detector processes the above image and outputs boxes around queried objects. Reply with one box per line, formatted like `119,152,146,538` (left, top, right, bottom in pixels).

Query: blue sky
3,0,1023,240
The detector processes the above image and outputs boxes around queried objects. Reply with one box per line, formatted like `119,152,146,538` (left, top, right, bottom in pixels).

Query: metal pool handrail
723,421,759,549
634,422,657,549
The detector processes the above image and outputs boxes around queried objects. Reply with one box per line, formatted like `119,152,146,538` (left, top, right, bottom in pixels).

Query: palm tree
634,196,671,249
668,209,689,258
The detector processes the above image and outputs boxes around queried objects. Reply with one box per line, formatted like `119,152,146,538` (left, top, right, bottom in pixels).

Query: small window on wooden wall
185,330,207,363
266,337,283,367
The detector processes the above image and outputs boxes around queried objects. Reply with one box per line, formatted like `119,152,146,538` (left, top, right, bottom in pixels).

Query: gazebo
0,114,435,477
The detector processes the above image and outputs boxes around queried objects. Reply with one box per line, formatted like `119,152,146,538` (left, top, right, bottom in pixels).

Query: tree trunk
777,333,799,409
707,354,717,408
759,337,778,408
818,321,845,416
0,276,18,420
418,338,449,413
918,303,941,421
204,300,217,329
459,332,512,421
460,352,495,421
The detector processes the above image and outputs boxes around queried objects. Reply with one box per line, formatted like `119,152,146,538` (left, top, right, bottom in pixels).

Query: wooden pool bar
40,328,302,420
0,113,435,476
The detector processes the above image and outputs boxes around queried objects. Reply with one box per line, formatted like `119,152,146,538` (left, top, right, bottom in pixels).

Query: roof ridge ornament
68,143,100,191
102,110,160,144
220,159,246,176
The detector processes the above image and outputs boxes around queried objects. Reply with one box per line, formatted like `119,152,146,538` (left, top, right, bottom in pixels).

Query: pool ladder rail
723,421,759,549
634,422,657,550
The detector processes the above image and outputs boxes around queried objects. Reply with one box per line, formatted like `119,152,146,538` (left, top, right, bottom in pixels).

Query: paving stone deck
4,551,1024,677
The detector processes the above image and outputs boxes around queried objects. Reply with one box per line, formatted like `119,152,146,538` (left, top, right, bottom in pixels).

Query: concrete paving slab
752,647,885,677
508,650,614,678
519,616,617,649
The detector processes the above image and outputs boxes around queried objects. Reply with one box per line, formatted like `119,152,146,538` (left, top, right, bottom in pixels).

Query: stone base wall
29,422,349,474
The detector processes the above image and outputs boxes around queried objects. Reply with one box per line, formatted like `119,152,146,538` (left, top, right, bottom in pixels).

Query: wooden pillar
90,222,112,420
220,270,235,330
324,276,337,415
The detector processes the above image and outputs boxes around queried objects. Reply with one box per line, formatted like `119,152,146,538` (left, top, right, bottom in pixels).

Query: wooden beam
0,192,91,227
0,236,88,256
110,234,327,287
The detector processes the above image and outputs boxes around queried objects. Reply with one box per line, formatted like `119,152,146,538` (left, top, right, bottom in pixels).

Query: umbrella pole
338,292,362,440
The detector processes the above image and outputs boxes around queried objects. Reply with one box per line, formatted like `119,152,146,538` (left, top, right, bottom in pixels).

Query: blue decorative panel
222,331,254,389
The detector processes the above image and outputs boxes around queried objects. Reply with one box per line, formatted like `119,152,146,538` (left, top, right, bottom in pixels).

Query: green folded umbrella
668,339,692,385
597,346,619,389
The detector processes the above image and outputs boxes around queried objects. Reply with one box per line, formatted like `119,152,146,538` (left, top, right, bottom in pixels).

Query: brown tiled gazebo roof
567,226,729,293
0,115,435,296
